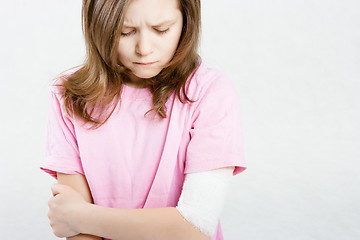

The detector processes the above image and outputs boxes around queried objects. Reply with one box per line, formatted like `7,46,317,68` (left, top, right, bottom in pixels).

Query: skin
48,180,210,240
50,173,101,240
117,0,183,88
47,0,209,239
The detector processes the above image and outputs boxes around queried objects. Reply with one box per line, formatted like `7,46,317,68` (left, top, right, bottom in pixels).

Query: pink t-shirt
40,61,246,240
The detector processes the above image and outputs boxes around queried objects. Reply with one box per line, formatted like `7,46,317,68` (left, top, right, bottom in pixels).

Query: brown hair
58,0,201,129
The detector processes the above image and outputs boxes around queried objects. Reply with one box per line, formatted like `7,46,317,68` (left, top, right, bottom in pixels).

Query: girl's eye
155,28,169,35
121,30,135,37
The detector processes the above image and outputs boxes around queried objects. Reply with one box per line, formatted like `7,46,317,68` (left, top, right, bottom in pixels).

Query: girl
41,0,246,239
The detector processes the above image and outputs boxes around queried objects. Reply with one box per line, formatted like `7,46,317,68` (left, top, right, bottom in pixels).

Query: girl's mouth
134,61,157,66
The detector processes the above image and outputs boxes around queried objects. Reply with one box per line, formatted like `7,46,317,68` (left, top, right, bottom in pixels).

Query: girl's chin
132,70,162,79
134,75,155,79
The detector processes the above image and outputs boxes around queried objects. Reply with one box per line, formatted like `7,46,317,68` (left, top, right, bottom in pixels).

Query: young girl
41,0,246,239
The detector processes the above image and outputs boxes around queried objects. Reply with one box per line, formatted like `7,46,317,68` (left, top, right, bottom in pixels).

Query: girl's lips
134,61,157,65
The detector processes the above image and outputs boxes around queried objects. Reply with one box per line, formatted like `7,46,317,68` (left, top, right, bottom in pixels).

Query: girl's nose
135,32,153,57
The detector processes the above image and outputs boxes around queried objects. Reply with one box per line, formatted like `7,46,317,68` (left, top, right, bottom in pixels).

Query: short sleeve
40,87,84,179
185,73,246,176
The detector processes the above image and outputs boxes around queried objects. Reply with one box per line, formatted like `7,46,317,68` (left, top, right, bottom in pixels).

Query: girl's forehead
123,0,181,26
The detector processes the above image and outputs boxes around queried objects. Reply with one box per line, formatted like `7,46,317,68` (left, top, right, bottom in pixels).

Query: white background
0,0,359,239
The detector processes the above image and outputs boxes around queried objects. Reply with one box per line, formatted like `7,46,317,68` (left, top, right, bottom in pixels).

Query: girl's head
83,0,201,85
62,0,201,128
117,0,183,82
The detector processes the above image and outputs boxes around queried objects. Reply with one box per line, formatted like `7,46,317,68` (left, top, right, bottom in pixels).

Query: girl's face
117,0,183,86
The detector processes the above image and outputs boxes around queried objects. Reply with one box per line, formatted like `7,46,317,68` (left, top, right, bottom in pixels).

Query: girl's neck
123,74,149,89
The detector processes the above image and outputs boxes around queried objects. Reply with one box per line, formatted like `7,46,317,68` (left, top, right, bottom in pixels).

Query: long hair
58,0,201,129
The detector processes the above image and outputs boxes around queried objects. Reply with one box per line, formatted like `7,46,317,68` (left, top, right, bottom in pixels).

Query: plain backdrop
0,0,359,239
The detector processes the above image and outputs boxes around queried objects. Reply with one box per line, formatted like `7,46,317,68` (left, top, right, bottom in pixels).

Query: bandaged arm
176,166,234,237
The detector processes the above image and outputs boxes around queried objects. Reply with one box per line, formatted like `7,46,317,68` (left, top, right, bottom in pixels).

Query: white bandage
176,167,234,237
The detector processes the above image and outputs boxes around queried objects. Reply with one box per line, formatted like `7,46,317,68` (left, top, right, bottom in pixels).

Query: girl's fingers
51,183,66,196
51,183,60,196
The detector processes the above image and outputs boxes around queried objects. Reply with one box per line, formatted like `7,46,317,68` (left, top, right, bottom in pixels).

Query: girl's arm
77,204,210,240
56,173,102,240
50,183,210,240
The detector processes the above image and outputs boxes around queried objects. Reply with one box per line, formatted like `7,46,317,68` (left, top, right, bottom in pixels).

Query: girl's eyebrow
152,19,176,27
123,19,176,28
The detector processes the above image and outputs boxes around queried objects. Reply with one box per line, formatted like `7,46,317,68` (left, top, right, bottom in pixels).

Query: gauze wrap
176,167,234,237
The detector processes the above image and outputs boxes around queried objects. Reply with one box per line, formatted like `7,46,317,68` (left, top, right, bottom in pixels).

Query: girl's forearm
78,204,210,240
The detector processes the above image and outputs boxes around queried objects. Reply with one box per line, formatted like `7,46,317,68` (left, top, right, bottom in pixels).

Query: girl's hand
48,183,88,238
